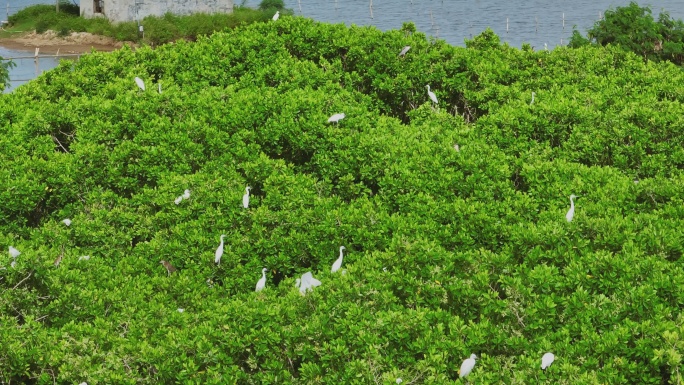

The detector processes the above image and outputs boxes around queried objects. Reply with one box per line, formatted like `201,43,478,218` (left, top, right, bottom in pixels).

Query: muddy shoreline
0,30,133,55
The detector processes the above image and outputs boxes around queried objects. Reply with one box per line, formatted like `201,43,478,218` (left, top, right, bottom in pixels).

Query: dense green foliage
2,17,684,384
570,2,684,65
5,4,281,44
258,0,285,11
0,57,13,91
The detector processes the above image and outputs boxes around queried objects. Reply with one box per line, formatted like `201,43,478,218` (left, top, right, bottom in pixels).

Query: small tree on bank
569,2,684,65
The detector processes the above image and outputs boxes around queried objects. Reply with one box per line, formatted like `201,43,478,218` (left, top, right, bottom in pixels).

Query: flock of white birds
5,39,578,380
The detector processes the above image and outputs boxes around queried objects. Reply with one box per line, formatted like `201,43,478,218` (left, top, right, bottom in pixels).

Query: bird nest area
1,16,684,385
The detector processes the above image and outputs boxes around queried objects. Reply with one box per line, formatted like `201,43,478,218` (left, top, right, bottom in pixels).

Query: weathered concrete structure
80,0,233,23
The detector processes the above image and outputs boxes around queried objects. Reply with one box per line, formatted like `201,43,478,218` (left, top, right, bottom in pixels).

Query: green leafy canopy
1,15,684,384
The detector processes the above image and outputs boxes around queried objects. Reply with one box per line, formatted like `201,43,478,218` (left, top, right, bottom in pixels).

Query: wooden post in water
369,0,373,19
34,48,40,78
535,16,538,33
562,12,565,31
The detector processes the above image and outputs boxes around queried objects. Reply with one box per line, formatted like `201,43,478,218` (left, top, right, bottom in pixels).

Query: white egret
328,113,345,124
331,246,346,273
530,91,535,105
243,186,251,208
396,379,403,384
160,260,177,276
426,85,438,104
398,45,411,57
177,308,185,313
79,383,88,385
215,234,226,265
297,271,322,295
134,77,145,91
174,195,183,205
272,11,280,21
78,255,90,261
158,83,162,94
565,194,578,222
459,354,477,378
9,246,20,258
544,43,548,51
541,352,555,370
255,268,268,292
454,144,460,152
183,189,191,199
62,218,72,226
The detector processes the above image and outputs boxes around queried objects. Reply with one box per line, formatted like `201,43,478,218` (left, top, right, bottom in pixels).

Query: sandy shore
0,30,134,54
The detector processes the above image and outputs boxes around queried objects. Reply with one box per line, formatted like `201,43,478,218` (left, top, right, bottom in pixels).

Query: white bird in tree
398,45,411,57
331,246,346,273
566,194,578,222
62,218,72,226
243,186,251,208
255,268,268,292
327,113,345,124
174,195,183,205
215,234,226,265
541,352,555,370
158,83,162,94
426,85,438,104
272,11,280,21
296,271,322,295
9,246,20,259
182,189,191,199
459,354,477,378
134,77,145,91
530,91,536,105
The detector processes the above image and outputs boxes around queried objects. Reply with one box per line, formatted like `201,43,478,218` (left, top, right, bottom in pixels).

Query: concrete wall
81,0,233,23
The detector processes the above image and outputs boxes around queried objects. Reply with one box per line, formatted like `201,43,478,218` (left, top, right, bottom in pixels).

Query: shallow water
2,0,682,91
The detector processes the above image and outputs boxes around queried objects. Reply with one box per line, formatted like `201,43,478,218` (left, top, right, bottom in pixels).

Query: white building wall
81,0,233,23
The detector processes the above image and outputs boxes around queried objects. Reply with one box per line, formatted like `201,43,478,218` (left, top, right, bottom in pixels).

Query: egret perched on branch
255,268,268,292
426,85,438,104
541,352,555,370
331,246,346,273
296,271,322,295
134,77,145,91
328,113,345,124
243,186,251,208
530,91,535,105
565,194,578,222
62,218,72,226
160,260,177,276
174,195,183,205
183,189,191,199
215,234,226,265
9,246,20,259
398,45,411,57
78,255,90,261
459,354,477,378
158,83,162,94
272,11,280,21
